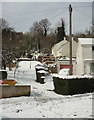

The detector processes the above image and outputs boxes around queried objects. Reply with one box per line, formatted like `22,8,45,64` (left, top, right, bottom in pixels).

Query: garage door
60,65,70,69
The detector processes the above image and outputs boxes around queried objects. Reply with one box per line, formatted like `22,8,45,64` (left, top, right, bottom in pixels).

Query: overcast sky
1,1,93,34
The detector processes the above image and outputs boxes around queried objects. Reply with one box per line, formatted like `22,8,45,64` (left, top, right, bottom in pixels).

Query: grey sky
2,2,93,34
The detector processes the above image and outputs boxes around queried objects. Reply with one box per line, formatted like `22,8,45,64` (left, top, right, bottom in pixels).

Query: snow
41,76,45,79
35,64,48,70
84,59,94,61
59,68,69,76
78,38,94,45
18,61,43,70
52,74,93,79
59,57,75,61
13,61,44,82
17,58,31,61
0,69,7,72
0,61,93,118
37,70,48,74
35,66,44,69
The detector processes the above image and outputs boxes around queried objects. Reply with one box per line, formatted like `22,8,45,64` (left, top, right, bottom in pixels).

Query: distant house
52,38,78,58
76,38,94,75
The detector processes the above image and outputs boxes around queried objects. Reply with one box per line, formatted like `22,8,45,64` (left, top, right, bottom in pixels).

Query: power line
3,6,67,18
3,7,68,27
74,7,92,18
4,4,92,18
2,4,92,18
48,8,68,21
4,8,68,30
73,5,92,8
2,4,92,33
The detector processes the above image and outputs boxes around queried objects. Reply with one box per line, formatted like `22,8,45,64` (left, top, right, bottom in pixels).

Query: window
90,63,94,74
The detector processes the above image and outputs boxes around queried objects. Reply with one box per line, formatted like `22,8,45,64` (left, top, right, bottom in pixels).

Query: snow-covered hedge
52,74,93,79
52,74,94,95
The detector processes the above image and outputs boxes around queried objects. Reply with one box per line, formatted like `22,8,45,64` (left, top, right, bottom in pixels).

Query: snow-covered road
0,61,93,118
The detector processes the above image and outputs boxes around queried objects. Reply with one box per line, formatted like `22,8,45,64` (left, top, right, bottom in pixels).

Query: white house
76,38,94,75
52,39,78,58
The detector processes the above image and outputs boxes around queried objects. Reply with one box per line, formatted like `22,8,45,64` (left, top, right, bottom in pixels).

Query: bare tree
56,19,66,43
39,19,51,36
1,19,24,70
30,19,51,52
0,19,9,30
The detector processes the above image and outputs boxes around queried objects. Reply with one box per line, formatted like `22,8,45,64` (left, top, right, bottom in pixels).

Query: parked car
59,68,69,76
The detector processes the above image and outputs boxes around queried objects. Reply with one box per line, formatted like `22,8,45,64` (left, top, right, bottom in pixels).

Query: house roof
52,39,68,49
78,38,94,45
52,39,77,50
58,56,76,61
84,59,94,61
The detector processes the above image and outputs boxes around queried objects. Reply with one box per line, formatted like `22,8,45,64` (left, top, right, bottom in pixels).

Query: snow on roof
35,66,44,69
84,59,94,61
41,76,45,78
59,57,75,61
18,61,43,70
17,58,31,61
52,39,68,49
78,38,94,45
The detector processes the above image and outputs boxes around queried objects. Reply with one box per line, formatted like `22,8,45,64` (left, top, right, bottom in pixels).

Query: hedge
53,76,94,95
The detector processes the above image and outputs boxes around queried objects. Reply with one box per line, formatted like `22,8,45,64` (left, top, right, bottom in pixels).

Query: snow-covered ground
0,61,94,118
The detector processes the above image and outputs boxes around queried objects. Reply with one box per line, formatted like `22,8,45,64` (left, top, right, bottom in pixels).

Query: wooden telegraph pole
69,4,73,75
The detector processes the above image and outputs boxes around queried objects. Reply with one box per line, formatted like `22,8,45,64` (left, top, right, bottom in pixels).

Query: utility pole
69,4,73,75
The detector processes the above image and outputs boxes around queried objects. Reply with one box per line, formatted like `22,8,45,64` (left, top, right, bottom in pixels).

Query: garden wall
0,85,31,98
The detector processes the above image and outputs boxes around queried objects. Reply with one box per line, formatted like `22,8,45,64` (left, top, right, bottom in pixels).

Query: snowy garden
0,61,93,118
1,2,94,119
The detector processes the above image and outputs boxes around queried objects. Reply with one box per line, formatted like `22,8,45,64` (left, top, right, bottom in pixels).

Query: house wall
82,46,92,75
52,40,77,58
61,43,69,57
76,42,83,75
82,45,92,60
76,42,94,75
52,40,68,57
84,61,91,75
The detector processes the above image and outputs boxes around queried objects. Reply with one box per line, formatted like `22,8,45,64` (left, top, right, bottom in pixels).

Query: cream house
51,39,77,75
52,38,78,58
76,38,94,75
